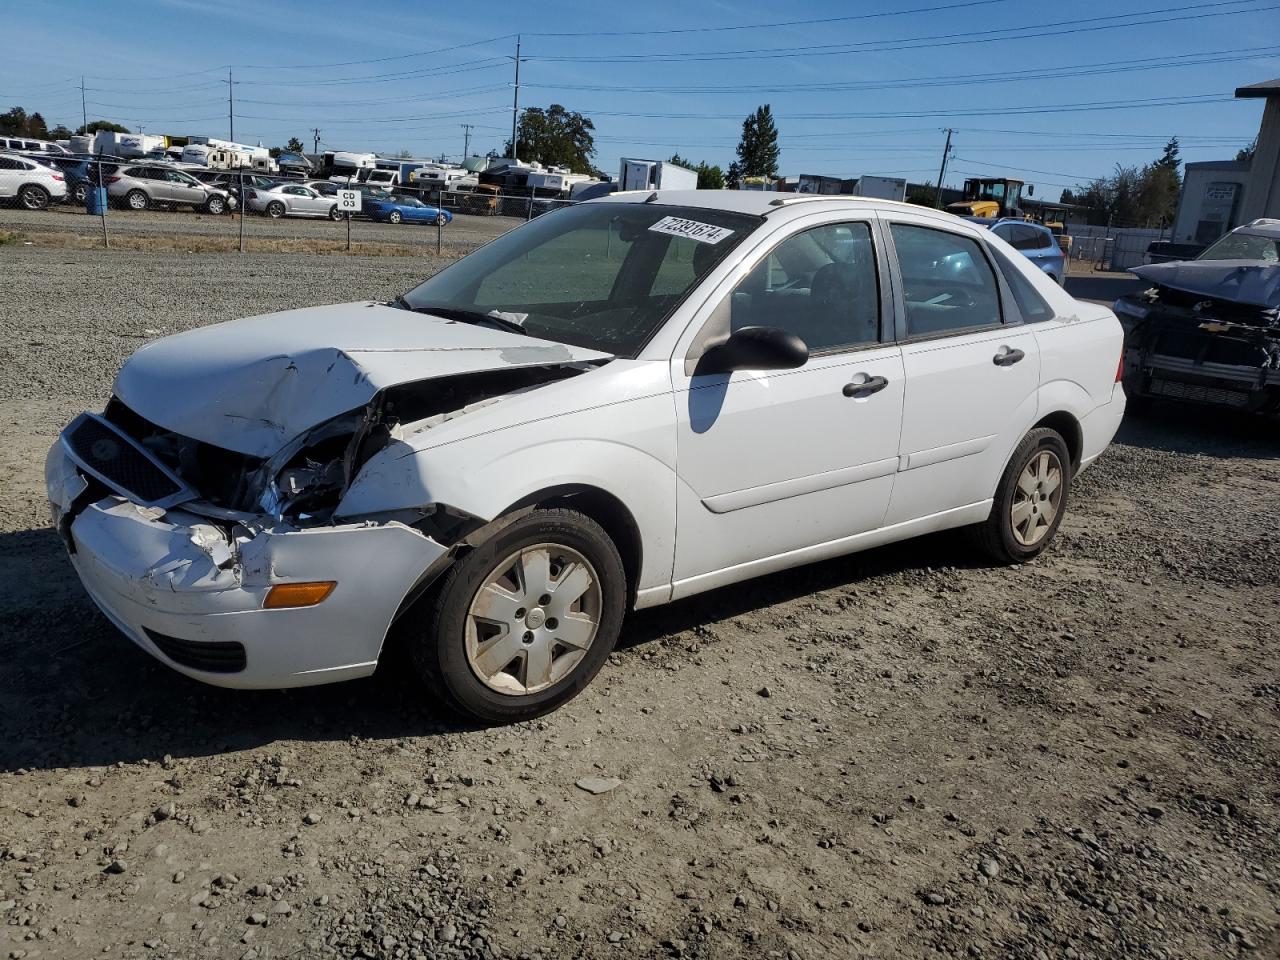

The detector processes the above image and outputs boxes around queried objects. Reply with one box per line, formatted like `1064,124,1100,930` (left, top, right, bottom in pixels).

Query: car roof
585,189,974,225
1231,219,1280,239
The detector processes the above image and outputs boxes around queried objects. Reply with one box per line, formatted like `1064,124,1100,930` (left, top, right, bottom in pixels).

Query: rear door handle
843,375,889,397
993,347,1025,367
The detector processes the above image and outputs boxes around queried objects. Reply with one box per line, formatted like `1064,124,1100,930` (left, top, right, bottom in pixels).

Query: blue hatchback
365,195,452,226
967,217,1066,285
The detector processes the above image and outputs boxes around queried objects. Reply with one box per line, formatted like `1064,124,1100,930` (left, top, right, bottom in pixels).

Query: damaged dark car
1115,219,1280,412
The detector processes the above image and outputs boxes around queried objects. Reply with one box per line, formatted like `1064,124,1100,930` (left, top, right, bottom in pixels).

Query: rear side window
0,156,17,170
890,223,1002,337
991,248,1056,323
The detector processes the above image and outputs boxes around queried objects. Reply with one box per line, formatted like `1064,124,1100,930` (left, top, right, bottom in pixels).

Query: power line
525,0,1014,36
525,0,1278,63
520,44,1280,95
229,34,516,71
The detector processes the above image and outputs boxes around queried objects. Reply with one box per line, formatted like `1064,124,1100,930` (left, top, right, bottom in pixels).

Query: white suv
47,192,1125,723
0,151,67,209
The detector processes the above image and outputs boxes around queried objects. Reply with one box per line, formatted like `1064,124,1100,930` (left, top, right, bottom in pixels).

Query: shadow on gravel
1115,403,1279,459
0,522,985,774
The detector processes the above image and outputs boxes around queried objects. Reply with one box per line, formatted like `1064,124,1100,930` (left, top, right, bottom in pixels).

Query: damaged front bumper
1116,297,1280,412
46,440,448,689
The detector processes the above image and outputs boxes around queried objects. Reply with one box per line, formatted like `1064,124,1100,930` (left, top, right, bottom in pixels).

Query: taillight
105,176,121,184
52,173,64,181
1116,351,1124,382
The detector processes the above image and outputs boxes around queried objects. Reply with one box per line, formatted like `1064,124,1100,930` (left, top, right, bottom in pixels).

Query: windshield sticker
648,216,735,245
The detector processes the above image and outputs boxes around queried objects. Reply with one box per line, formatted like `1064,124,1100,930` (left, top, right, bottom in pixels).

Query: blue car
365,195,452,226
967,217,1066,285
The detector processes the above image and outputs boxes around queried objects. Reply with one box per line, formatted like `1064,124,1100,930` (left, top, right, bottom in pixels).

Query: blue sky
3,0,1276,196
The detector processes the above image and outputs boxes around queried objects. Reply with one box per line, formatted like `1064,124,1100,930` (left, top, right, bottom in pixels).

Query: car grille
62,413,191,506
1149,378,1250,407
144,628,247,673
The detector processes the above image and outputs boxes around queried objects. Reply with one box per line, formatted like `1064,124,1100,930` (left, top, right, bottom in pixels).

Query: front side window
723,222,880,352
403,202,760,356
891,223,1002,337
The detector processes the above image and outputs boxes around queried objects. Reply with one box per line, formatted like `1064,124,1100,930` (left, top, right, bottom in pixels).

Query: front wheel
434,212,448,226
388,210,402,224
72,183,89,204
412,508,626,724
969,427,1071,564
205,195,226,215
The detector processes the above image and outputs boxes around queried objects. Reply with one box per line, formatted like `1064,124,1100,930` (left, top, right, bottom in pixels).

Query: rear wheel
969,427,1071,564
72,182,89,204
328,204,342,221
19,185,51,210
125,189,148,211
411,509,626,724
266,201,286,218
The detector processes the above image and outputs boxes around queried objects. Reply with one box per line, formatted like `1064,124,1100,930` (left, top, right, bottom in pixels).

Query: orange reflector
263,581,336,609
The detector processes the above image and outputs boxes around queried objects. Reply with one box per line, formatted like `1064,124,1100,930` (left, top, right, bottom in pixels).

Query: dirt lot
0,244,1277,960
0,205,518,257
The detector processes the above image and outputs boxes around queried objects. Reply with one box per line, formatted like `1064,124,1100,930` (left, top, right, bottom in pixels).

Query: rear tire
125,189,148,211
72,183,88,204
19,185,51,210
328,204,342,221
969,427,1071,564
266,201,285,218
411,508,626,724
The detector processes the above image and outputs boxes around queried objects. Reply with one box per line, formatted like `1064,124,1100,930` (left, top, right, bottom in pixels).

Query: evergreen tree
286,136,305,153
734,105,780,179
1154,137,1181,171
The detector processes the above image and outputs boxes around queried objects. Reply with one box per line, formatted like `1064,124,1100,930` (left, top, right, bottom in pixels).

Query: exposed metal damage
1116,261,1280,412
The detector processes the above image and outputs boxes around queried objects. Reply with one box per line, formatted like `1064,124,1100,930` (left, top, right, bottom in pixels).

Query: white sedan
246,182,342,219
47,192,1125,723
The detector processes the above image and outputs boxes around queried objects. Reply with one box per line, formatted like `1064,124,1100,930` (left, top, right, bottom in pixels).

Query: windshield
1198,230,1280,263
402,202,761,356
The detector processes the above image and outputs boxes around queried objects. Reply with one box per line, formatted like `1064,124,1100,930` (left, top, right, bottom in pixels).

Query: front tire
970,427,1071,564
434,212,448,226
19,185,51,210
388,210,402,224
205,195,227,215
412,508,626,724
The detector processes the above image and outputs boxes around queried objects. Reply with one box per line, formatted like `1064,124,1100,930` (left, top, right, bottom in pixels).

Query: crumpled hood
113,301,610,457
1131,260,1280,309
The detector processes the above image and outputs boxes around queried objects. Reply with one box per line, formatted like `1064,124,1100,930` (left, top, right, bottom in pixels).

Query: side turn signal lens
263,581,336,609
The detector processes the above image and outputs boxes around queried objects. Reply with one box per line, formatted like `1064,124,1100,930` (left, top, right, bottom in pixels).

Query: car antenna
644,191,659,203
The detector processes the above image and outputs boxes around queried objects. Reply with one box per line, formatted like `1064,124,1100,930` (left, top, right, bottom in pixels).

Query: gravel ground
1,247,1278,960
0,204,518,251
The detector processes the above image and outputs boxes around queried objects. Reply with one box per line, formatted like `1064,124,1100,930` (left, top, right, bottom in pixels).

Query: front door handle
843,375,889,397
993,346,1026,367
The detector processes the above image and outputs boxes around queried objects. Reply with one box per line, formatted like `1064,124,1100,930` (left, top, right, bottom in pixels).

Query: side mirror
696,325,808,375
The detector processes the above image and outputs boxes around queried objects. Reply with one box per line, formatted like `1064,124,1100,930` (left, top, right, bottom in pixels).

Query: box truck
853,175,907,201
618,158,698,192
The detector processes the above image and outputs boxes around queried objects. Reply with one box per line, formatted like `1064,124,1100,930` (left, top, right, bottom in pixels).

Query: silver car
106,164,231,214
247,182,343,220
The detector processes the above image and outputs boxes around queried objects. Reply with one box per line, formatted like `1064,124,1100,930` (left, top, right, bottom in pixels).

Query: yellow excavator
945,178,1031,219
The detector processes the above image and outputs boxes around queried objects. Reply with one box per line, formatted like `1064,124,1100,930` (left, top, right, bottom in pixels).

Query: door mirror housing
696,325,808,375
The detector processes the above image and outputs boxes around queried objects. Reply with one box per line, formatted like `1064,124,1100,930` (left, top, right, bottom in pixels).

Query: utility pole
933,127,955,208
509,35,521,160
79,76,87,131
461,123,474,160
227,68,234,142
312,128,321,154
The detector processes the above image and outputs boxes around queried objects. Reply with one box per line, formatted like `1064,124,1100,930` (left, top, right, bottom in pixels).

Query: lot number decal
648,216,734,245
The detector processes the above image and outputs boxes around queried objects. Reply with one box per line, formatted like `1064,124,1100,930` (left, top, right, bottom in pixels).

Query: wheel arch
1032,409,1083,471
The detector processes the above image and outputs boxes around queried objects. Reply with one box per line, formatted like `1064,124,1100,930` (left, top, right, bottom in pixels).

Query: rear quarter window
990,247,1056,323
